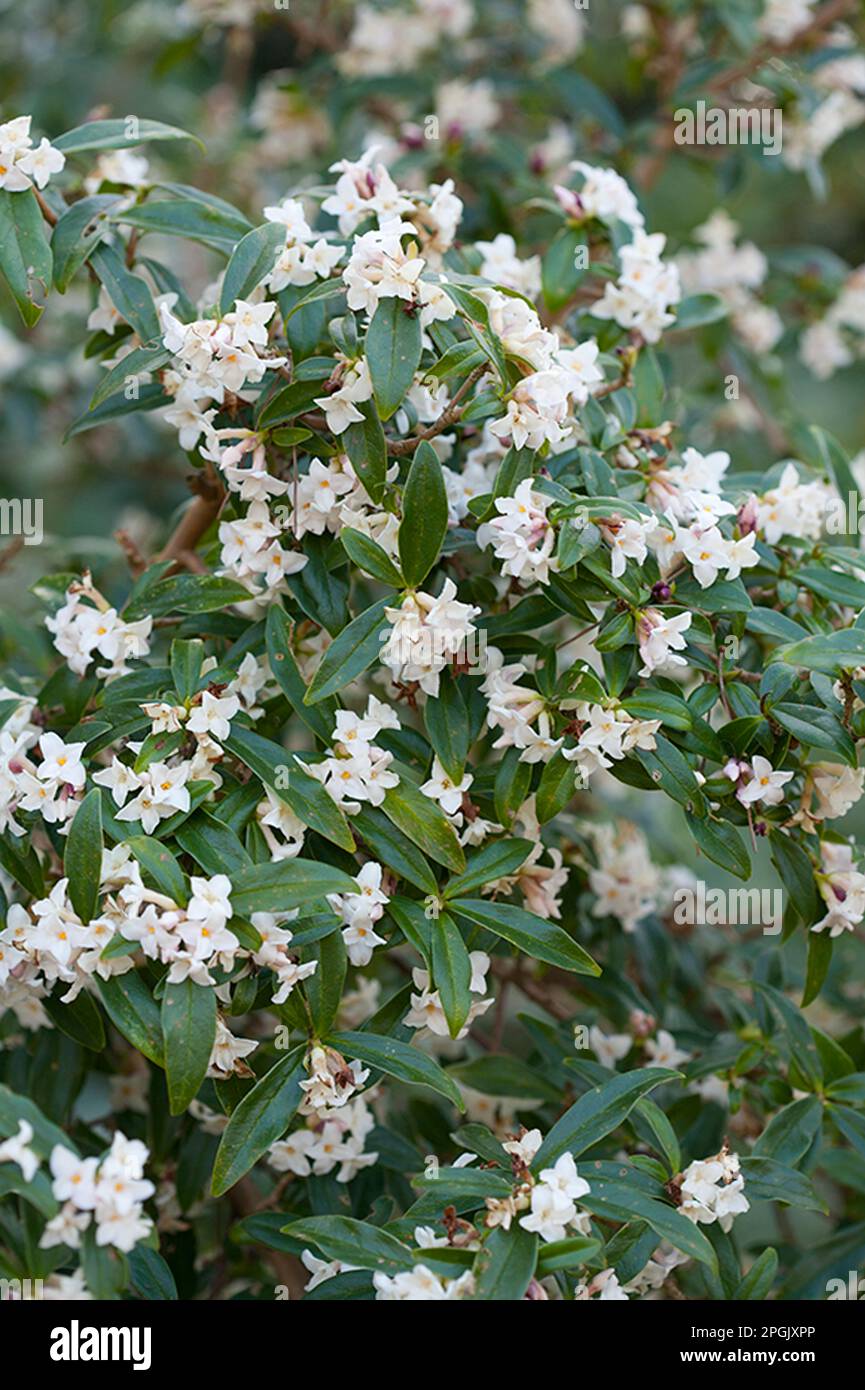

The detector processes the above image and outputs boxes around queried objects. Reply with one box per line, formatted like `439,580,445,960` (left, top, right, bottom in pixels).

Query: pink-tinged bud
833,882,848,903
737,494,759,535
650,580,672,602
722,758,741,782
553,184,584,218
401,123,424,150
755,820,767,837
529,151,546,176
629,1008,655,1038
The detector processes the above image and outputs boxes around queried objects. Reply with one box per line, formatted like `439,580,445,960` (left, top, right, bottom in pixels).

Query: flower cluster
0,115,64,191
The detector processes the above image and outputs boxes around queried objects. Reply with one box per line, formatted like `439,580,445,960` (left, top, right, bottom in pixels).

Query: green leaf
535,1235,601,1276
0,834,43,898
42,989,106,1052
753,982,822,1090
325,1030,464,1109
738,1156,826,1212
212,1046,305,1195
304,595,392,704
52,194,118,292
281,1215,414,1274
225,725,354,851
399,441,448,586
636,734,705,815
425,670,470,783
536,751,578,823
472,1225,537,1300
431,912,472,1039
534,1068,680,1168
343,401,388,504
452,898,600,976
794,566,865,608
381,777,465,874
444,839,533,898
673,292,727,330
582,1173,717,1270
173,813,250,881
689,817,751,882
97,972,165,1066
219,222,284,313
306,929,347,1035
55,118,204,154
162,978,217,1116
772,702,856,765
265,604,336,743
0,188,53,326
449,1054,559,1102
89,339,170,410
170,637,204,701
776,627,865,673
366,296,423,420
126,835,188,904
752,1096,823,1165
803,929,833,1007
128,1246,178,1301
64,787,103,923
90,242,159,340
769,831,818,924
541,226,586,313
352,805,438,895
341,527,403,587
735,1247,778,1301
114,198,248,253
125,573,252,620
230,859,355,916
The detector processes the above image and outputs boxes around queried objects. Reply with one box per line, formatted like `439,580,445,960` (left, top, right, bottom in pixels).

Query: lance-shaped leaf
452,898,600,976
230,859,356,916
381,777,465,874
281,1215,415,1274
431,912,472,1039
366,296,423,420
533,1067,680,1168
64,787,103,924
212,1046,305,1195
398,441,448,586
443,839,533,899
219,221,285,313
0,188,53,326
325,1030,464,1109
55,118,204,154
472,1225,538,1300
162,978,217,1116
305,595,392,705
225,725,354,851
265,603,336,742
97,972,165,1067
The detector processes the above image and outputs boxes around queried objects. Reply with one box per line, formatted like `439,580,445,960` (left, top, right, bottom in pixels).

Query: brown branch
157,466,225,569
638,0,856,188
113,528,147,578
33,188,58,227
387,363,489,457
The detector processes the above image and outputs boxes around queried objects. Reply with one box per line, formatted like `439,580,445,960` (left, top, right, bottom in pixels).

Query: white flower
0,1120,40,1181
187,690,241,743
644,1029,691,1069
36,732,87,789
49,1145,100,1210
420,757,473,816
736,755,794,808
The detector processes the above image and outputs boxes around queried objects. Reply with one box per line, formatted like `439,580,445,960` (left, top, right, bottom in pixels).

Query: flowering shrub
0,4,865,1304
